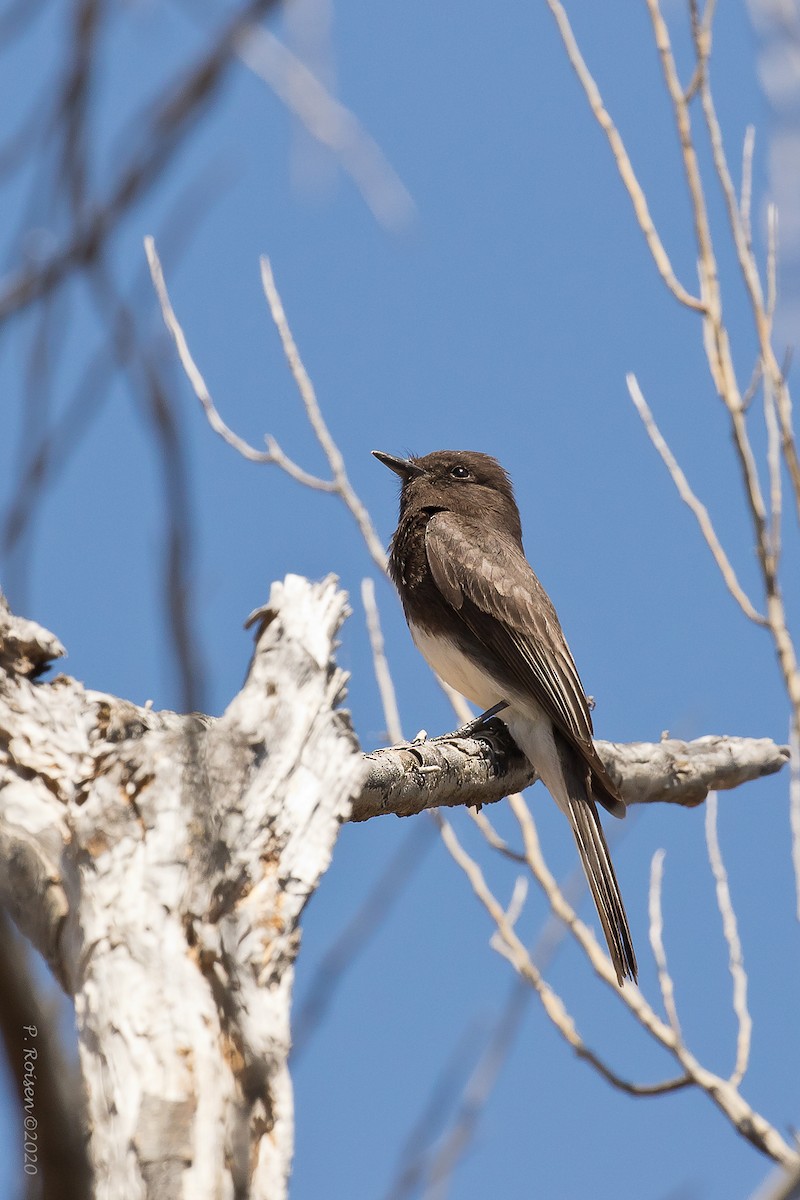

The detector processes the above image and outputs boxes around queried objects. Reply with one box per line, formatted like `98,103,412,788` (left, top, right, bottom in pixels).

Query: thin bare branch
741,360,763,413
420,982,529,1200
3,161,231,571
693,11,766,325
791,721,800,924
542,0,704,312
646,0,719,311
0,0,283,324
292,818,436,1059
469,808,527,865
362,577,403,745
777,387,800,525
650,0,800,620
58,0,104,223
649,849,682,1039
504,792,797,1162
627,373,766,625
435,809,687,1098
749,1159,800,1200
86,257,207,711
705,792,752,1086
145,236,335,487
260,255,389,569
235,24,414,230
687,8,800,529
767,203,778,325
740,125,755,250
654,0,780,587
491,874,529,942
684,0,710,101
764,373,783,564
382,1015,496,1200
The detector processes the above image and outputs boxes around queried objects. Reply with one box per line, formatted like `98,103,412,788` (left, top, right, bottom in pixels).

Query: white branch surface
0,578,364,1199
355,726,788,822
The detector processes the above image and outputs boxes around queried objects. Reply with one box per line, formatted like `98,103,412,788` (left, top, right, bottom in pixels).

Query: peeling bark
0,576,364,1199
354,722,788,822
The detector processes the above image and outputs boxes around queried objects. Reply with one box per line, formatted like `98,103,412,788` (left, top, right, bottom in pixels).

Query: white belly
408,619,569,813
408,622,504,710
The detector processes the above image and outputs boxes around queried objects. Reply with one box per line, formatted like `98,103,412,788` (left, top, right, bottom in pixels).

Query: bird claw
449,701,509,740
430,704,510,777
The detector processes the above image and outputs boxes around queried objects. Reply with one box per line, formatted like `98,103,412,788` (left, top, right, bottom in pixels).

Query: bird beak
372,450,425,480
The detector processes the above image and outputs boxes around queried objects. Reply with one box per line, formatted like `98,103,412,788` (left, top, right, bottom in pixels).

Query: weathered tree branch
354,722,789,822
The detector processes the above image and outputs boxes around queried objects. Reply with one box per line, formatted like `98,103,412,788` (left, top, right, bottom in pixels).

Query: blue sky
0,2,797,1197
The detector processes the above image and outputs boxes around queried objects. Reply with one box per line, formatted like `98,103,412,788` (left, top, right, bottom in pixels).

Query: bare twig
152,238,395,571
85,257,207,711
469,808,526,865
0,0,282,323
741,360,764,413
750,1159,800,1200
705,792,752,1086
382,1014,501,1200
362,577,403,745
292,818,436,1059
648,850,682,1039
435,808,688,1098
260,255,389,568
627,373,766,625
149,243,392,569
5,284,61,606
420,980,529,1200
740,125,755,249
791,721,800,924
764,373,783,565
543,0,704,312
504,791,796,1162
688,0,800,544
646,0,719,308
145,236,334,486
767,203,778,325
3,161,231,667
58,0,104,222
235,24,414,230
491,873,529,941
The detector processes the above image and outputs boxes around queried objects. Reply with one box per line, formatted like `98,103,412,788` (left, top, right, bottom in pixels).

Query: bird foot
447,701,509,740
429,703,510,781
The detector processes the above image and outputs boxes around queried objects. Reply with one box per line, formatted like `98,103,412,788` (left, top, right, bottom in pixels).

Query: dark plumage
373,449,637,985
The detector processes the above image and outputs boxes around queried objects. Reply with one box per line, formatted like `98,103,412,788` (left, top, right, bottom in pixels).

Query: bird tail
559,740,638,985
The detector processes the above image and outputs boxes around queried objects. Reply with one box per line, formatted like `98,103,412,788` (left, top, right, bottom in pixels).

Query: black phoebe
373,449,637,986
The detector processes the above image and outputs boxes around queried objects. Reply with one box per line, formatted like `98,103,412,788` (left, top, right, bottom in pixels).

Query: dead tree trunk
0,575,365,1199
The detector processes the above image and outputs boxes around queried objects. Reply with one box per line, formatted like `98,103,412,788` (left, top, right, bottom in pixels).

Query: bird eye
449,465,470,479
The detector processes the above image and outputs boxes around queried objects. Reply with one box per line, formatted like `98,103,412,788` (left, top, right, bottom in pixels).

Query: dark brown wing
425,510,623,814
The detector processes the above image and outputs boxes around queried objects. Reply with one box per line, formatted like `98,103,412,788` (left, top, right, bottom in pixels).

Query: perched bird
373,448,637,986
